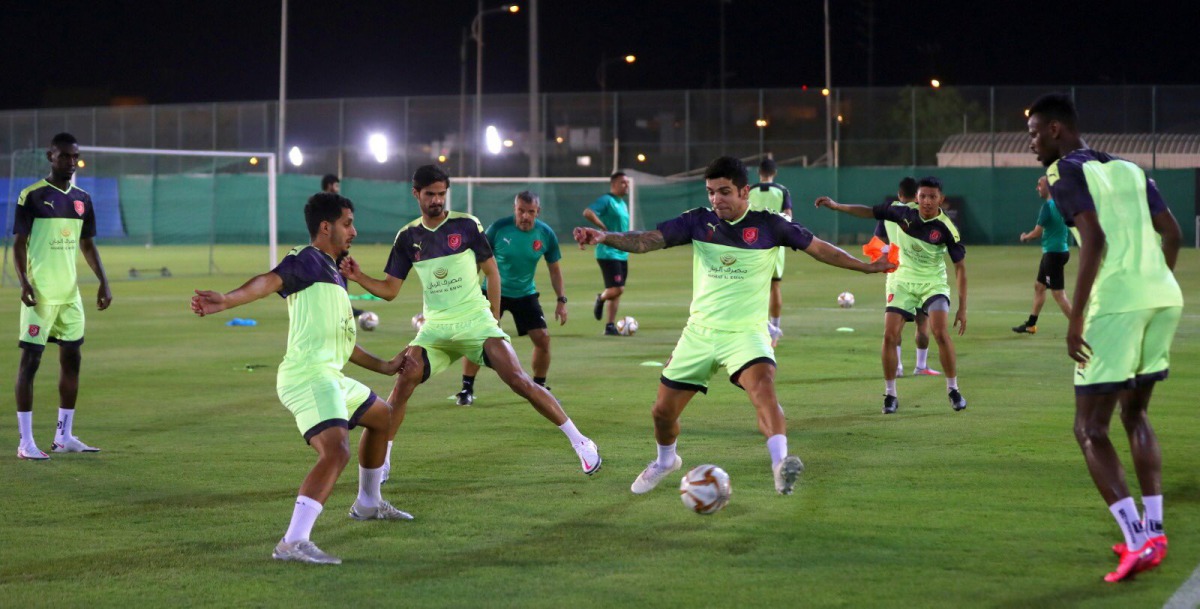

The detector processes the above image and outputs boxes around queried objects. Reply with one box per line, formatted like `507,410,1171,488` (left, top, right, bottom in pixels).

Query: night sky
3,0,1198,110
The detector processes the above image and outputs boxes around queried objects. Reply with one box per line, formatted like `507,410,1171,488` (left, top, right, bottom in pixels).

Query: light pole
823,0,832,166
472,2,520,177
458,26,469,176
598,54,636,173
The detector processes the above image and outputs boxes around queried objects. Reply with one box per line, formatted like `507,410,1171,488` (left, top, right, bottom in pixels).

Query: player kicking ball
192,193,410,565
340,165,601,479
575,157,892,496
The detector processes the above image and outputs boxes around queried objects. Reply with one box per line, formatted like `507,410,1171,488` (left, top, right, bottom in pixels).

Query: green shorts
772,247,786,281
19,295,85,351
276,370,377,443
411,312,510,382
1074,306,1181,395
661,324,775,393
886,280,950,320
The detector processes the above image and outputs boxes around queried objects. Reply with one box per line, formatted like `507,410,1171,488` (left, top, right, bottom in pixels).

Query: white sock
895,346,902,364
656,442,677,468
283,495,323,543
916,348,929,370
885,379,897,397
17,411,34,449
357,466,385,509
769,316,780,329
385,441,393,469
946,376,959,391
1143,495,1164,538
55,408,74,442
559,419,587,445
766,434,788,467
1109,497,1147,550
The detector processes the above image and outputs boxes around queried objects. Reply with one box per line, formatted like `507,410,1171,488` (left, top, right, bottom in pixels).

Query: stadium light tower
471,2,520,177
598,54,636,173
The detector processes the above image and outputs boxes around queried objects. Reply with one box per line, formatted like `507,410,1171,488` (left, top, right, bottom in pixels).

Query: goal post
2,146,278,285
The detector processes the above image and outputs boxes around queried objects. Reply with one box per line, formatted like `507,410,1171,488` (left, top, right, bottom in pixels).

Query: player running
13,132,112,460
860,177,940,378
574,156,892,496
340,165,600,479
192,193,411,565
1029,93,1180,582
455,191,568,406
815,176,968,414
746,158,793,346
1012,176,1072,333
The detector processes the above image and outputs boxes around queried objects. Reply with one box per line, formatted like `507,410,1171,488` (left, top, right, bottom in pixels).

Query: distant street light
470,2,521,176
598,53,637,173
931,79,941,88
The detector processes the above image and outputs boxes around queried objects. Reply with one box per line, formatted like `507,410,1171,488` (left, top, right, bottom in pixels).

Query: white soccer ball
837,292,855,308
615,316,639,336
411,313,425,331
679,464,732,515
357,311,379,331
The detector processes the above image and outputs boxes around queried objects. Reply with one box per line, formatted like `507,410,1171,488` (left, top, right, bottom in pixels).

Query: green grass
1,243,1198,608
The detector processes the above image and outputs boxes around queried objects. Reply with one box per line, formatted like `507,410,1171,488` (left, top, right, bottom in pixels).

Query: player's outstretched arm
952,259,968,336
339,255,403,301
13,234,36,307
1151,208,1182,271
350,345,407,376
191,272,283,317
79,237,112,310
573,226,665,254
803,238,895,273
813,197,875,219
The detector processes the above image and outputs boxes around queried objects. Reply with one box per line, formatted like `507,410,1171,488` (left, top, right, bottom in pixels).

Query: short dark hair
1028,93,1078,130
304,193,354,238
610,172,627,182
898,177,918,198
703,156,749,189
321,174,340,191
51,132,78,148
917,176,943,192
413,165,450,191
515,190,540,206
758,158,777,176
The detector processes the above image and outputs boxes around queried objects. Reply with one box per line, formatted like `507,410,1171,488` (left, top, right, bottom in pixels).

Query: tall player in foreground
1029,93,1180,582
192,193,411,565
574,157,892,495
13,133,112,460
339,165,601,477
815,176,968,414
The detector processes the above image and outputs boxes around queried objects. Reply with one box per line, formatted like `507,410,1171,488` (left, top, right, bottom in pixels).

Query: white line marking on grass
1164,561,1200,609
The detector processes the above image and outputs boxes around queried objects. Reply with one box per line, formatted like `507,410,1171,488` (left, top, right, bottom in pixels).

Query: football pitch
0,243,1197,608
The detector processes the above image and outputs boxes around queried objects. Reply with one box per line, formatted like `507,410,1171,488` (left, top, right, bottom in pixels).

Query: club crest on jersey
28,325,40,337
742,227,759,245
533,239,543,252
929,229,942,242
887,293,894,303
74,200,85,216
448,234,463,250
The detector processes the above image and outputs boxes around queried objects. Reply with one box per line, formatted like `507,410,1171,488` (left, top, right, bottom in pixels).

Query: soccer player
339,165,601,477
456,191,568,406
1028,93,1180,581
747,158,793,346
863,177,940,377
192,192,411,565
1012,176,1072,333
13,132,112,460
583,172,631,335
815,176,968,414
573,156,892,496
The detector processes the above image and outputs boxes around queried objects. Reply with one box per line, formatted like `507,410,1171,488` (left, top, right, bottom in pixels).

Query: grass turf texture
1,243,1198,608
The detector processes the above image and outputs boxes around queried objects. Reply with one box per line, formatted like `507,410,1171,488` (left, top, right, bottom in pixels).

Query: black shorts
482,289,547,336
1037,251,1070,290
598,259,628,288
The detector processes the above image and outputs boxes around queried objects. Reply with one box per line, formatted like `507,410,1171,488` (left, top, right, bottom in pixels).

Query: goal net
2,146,278,285
446,177,636,242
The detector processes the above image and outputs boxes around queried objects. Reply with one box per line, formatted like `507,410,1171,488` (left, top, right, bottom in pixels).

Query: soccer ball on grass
837,292,855,308
679,464,732,515
411,313,425,331
615,316,639,336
